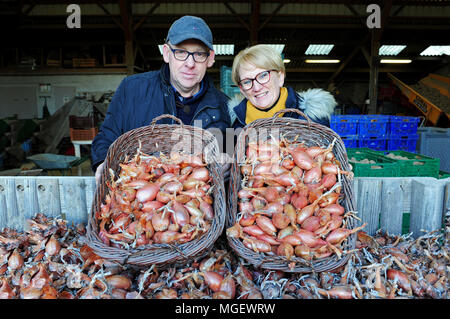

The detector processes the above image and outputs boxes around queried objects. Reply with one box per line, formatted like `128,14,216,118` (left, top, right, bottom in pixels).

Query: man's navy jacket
91,64,231,171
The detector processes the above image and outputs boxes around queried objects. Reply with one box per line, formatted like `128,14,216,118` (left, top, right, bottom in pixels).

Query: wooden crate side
0,177,95,230
380,179,408,235
0,178,24,231
60,178,89,226
410,179,444,238
444,179,450,213
35,178,61,219
355,179,383,235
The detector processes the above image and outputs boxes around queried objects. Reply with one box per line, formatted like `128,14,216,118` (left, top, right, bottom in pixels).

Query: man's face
163,39,215,96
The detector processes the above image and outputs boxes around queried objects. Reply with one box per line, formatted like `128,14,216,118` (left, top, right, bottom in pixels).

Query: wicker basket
227,108,357,273
86,114,226,268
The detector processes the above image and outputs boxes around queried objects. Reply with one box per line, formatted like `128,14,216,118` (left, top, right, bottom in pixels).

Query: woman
229,44,337,128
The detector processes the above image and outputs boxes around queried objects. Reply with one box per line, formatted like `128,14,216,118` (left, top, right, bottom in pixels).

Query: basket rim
86,122,226,267
227,116,358,273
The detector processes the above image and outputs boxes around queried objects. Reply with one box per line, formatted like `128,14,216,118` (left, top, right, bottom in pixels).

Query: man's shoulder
122,70,161,87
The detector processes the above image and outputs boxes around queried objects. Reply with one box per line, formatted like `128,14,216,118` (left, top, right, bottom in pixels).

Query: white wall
0,74,126,119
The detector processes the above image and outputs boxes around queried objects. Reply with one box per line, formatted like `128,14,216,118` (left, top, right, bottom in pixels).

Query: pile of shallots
0,214,447,299
227,137,364,263
95,147,215,249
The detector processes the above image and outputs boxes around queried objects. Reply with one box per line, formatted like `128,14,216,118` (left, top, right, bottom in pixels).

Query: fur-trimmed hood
228,86,337,127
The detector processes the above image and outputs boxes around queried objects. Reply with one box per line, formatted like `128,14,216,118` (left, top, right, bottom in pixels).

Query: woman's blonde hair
231,44,285,85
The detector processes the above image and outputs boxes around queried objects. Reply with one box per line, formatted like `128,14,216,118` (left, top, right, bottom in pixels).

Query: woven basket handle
272,108,312,128
150,114,184,127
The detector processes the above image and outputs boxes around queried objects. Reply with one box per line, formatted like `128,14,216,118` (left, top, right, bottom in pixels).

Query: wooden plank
444,180,450,213
12,178,27,221
0,178,23,231
60,178,88,226
84,177,97,224
0,178,9,229
380,179,407,235
356,179,382,235
36,178,61,219
17,178,40,221
410,179,444,238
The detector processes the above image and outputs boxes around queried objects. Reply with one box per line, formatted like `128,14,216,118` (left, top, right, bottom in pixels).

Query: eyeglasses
167,44,210,63
238,70,277,91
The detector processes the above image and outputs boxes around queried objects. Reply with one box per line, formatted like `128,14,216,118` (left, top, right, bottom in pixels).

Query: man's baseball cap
166,15,213,50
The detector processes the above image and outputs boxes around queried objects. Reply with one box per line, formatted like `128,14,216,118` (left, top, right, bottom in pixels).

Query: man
91,15,231,182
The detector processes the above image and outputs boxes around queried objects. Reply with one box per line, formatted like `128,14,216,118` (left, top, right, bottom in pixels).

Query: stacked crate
357,115,390,150
374,150,440,178
69,115,98,141
331,115,421,152
387,116,421,152
220,66,242,99
330,115,359,148
416,127,450,172
346,148,400,177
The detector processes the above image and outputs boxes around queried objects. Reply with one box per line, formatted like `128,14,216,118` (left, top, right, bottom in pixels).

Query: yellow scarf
245,87,288,125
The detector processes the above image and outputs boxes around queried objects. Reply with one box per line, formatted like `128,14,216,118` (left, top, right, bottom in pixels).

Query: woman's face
238,64,285,110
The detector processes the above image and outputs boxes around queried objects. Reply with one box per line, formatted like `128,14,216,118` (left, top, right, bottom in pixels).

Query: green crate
377,150,440,178
347,148,400,177
402,213,410,235
438,170,450,179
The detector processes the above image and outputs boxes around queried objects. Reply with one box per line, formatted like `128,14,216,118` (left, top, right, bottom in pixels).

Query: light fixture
266,44,285,54
305,59,340,63
283,59,291,63
158,44,235,55
380,59,412,64
420,45,450,56
213,44,235,55
379,45,406,56
305,44,334,55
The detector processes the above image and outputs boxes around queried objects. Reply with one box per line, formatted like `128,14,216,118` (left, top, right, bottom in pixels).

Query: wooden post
250,0,260,45
367,0,393,114
119,0,134,75
368,29,380,114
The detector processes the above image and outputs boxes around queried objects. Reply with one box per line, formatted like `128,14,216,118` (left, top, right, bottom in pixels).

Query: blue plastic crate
340,135,358,148
389,116,421,136
387,134,419,152
358,137,386,151
330,115,359,136
358,115,390,138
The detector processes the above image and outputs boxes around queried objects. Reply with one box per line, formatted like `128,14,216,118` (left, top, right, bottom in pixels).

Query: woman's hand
95,162,105,184
221,162,231,181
